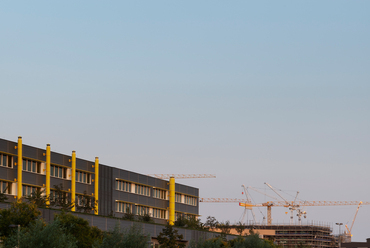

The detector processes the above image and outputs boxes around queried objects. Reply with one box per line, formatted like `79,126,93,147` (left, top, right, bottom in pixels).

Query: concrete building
0,137,199,224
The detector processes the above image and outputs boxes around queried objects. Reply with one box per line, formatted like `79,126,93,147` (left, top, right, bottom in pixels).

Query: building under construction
245,223,337,248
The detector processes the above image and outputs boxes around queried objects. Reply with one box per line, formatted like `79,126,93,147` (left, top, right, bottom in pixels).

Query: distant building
0,137,199,224
342,238,370,248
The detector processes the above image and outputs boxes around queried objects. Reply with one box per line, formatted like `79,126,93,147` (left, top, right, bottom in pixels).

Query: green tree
76,191,96,214
0,185,8,203
138,213,154,223
55,211,102,248
25,188,49,207
157,224,186,248
0,201,40,238
234,221,245,236
95,224,149,248
3,219,77,248
50,184,74,211
204,216,219,230
122,207,135,221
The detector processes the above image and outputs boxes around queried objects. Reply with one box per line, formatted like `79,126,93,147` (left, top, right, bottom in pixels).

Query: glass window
51,166,54,176
23,159,26,170
59,167,63,178
32,161,36,172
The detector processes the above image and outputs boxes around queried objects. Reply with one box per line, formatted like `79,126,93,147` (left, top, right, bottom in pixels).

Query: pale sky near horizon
1,0,370,242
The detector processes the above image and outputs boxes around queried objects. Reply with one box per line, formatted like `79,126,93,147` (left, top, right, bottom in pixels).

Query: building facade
0,137,199,224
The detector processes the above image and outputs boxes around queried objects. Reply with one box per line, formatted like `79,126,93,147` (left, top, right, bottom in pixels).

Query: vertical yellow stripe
71,151,76,211
169,177,175,225
94,157,99,215
46,144,51,206
17,136,22,200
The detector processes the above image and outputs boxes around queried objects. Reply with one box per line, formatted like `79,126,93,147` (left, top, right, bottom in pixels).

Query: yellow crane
239,200,370,225
149,174,216,225
345,201,362,237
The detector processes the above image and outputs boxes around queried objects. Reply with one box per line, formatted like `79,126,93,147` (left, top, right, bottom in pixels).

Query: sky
1,0,370,242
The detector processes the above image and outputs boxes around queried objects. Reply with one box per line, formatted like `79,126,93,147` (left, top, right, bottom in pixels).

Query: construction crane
241,185,257,223
265,182,301,225
239,200,370,226
345,201,362,237
149,174,216,179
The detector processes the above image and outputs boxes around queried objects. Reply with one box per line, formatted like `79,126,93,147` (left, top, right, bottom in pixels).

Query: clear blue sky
1,0,369,241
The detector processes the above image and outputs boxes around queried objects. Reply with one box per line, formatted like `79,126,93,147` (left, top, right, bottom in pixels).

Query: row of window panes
175,212,197,221
116,180,131,192
77,171,91,184
0,181,12,194
77,195,89,206
175,193,182,203
135,185,150,196
22,185,40,197
184,195,197,206
153,188,166,199
0,154,12,168
23,159,41,173
116,202,133,213
153,208,166,219
51,165,67,179
136,205,150,216
50,190,70,203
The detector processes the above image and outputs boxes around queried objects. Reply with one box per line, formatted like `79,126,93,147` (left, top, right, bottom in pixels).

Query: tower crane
239,200,370,226
264,182,300,225
345,201,362,237
241,185,257,223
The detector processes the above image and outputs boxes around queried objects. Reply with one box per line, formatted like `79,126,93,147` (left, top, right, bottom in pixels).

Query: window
0,154,12,168
51,165,67,179
175,212,197,221
50,190,70,203
184,195,197,206
153,208,166,219
0,181,12,194
22,185,40,197
136,205,149,216
116,180,131,192
76,171,91,184
135,184,151,196
116,202,133,213
175,193,182,203
153,188,166,199
22,159,41,173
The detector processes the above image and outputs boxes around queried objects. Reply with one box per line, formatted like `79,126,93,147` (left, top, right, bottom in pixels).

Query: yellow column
71,151,76,211
169,177,175,225
17,136,23,200
94,157,99,215
46,144,51,206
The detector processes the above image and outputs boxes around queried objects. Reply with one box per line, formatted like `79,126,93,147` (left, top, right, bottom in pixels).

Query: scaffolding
245,223,338,248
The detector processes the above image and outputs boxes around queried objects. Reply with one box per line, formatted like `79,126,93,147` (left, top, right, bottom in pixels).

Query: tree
50,184,74,211
0,185,8,203
25,188,49,207
76,191,96,214
234,221,245,236
55,211,102,248
3,219,77,248
0,201,40,238
204,216,218,230
157,224,186,248
217,221,231,235
138,213,154,223
95,224,149,248
122,207,135,221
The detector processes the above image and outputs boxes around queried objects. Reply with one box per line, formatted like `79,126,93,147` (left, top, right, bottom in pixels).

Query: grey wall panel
76,182,92,194
50,152,70,167
50,177,70,190
23,172,45,186
76,158,94,172
22,145,45,161
0,167,14,180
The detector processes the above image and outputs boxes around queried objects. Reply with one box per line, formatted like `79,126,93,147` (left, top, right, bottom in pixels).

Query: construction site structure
243,223,338,248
